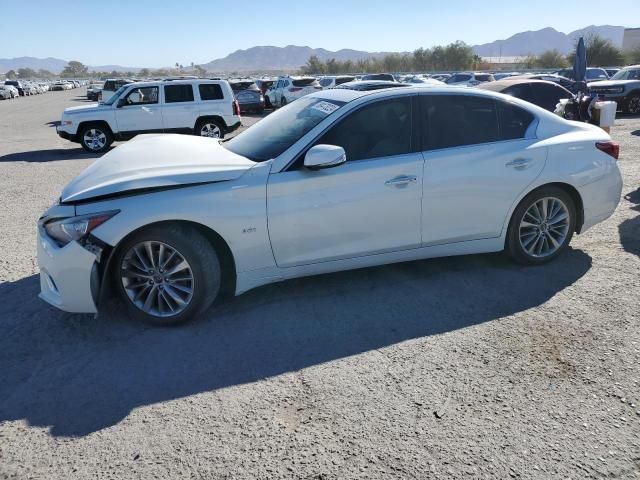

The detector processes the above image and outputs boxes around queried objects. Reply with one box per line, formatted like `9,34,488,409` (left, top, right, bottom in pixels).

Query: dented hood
61,134,255,203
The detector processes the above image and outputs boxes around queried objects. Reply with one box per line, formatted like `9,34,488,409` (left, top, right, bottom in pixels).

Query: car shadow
0,249,592,437
45,121,60,128
631,130,640,137
0,148,102,163
619,188,640,257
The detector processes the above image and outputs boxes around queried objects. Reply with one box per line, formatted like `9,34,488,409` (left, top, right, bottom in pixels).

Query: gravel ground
0,88,639,479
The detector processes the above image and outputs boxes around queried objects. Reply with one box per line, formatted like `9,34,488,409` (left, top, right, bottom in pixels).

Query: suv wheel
196,119,224,139
506,186,576,265
79,124,113,153
626,94,640,115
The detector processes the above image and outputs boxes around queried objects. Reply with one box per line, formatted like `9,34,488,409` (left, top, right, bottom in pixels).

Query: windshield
223,96,346,161
231,81,259,91
611,69,640,80
102,85,128,105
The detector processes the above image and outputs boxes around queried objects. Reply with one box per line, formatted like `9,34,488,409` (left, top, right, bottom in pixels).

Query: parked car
478,79,573,112
0,86,13,100
2,84,19,98
56,79,241,152
229,80,265,113
38,86,622,325
319,75,356,89
98,79,134,103
255,79,275,107
508,74,575,90
589,65,640,114
332,80,411,91
361,73,396,82
5,80,26,96
556,67,609,83
604,68,620,78
431,74,451,82
265,76,322,107
446,72,495,86
405,76,444,85
86,82,103,101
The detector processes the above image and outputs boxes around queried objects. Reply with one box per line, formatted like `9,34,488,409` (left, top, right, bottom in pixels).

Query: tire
506,186,576,265
79,124,113,153
280,96,287,107
113,224,221,326
264,96,272,108
625,94,640,115
196,119,224,139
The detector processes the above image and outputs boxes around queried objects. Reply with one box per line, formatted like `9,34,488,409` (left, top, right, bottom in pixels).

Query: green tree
37,69,55,78
6,70,17,79
567,34,624,66
626,46,640,65
17,68,37,79
61,60,89,77
535,49,568,68
195,65,206,77
301,55,326,74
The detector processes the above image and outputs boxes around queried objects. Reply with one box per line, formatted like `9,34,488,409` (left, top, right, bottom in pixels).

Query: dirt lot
0,88,639,479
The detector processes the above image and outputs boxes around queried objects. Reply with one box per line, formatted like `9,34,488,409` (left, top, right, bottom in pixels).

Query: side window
198,83,224,100
504,84,532,102
123,86,158,106
496,101,535,140
533,84,567,111
316,97,412,161
421,95,500,150
164,84,194,103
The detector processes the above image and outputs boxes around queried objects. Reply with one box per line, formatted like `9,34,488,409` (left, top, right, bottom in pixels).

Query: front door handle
385,175,417,187
505,158,533,170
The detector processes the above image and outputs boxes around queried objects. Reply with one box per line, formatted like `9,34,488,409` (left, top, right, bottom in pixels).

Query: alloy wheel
83,128,107,151
200,123,221,138
518,197,570,258
628,96,640,115
120,241,195,318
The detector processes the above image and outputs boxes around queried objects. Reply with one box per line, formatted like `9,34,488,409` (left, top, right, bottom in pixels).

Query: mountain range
0,25,627,74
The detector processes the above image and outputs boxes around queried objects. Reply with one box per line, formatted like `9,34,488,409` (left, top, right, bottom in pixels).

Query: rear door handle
505,158,533,170
385,175,417,187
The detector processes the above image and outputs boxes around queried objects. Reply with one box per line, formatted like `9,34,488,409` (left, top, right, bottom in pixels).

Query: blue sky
0,0,638,67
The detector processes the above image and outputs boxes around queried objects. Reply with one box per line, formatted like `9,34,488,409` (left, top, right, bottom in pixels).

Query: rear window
230,81,258,91
362,73,395,82
292,78,319,87
475,74,494,82
335,76,355,85
448,74,472,83
198,83,224,100
319,78,333,87
164,84,194,103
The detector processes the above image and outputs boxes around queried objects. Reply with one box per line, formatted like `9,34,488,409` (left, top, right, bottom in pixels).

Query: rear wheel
114,224,221,325
79,124,112,153
506,186,576,265
196,119,224,139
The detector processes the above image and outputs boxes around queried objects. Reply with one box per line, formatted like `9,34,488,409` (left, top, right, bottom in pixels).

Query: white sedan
37,86,622,325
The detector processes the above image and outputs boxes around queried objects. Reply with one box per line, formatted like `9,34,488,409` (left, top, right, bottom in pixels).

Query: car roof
477,79,562,91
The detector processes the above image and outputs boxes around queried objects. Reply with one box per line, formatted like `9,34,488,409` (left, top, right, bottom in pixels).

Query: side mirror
304,144,346,170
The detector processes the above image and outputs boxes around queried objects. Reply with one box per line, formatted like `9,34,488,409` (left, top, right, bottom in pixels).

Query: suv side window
316,97,412,161
123,86,159,105
198,83,224,100
421,95,500,150
164,84,194,103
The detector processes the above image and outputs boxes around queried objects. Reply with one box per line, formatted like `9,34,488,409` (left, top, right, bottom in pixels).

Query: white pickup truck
57,79,241,152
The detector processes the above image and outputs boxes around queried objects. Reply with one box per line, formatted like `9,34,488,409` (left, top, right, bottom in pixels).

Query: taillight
288,87,302,92
233,100,241,116
596,141,619,160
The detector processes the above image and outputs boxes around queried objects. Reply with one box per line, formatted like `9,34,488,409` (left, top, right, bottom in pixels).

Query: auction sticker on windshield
311,101,340,115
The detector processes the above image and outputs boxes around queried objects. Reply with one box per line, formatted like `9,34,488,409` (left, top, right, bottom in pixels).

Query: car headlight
44,210,119,247
610,87,624,94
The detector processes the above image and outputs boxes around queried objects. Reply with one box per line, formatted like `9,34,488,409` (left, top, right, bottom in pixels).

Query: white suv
265,76,322,107
57,79,241,152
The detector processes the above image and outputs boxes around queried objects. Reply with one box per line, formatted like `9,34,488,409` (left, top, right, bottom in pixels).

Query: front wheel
114,224,221,325
79,124,113,153
506,187,576,265
625,94,640,115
